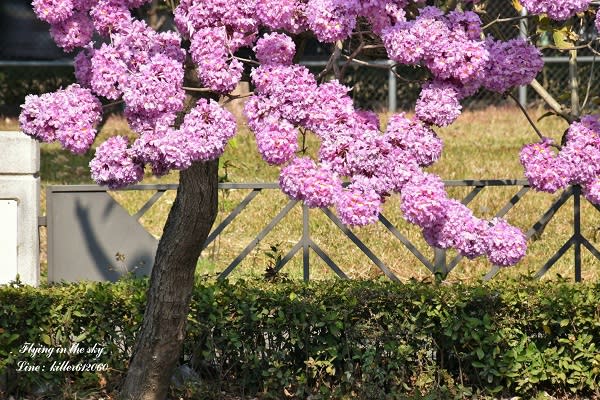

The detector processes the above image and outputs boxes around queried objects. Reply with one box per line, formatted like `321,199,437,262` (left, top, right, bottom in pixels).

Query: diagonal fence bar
378,214,435,272
309,240,349,279
322,208,401,282
132,190,167,221
203,188,262,248
574,185,582,282
218,199,298,279
526,186,574,239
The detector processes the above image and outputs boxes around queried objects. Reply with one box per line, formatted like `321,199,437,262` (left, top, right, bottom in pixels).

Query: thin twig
233,56,260,66
582,48,597,112
340,41,365,78
539,40,598,52
587,41,600,56
102,100,124,108
361,44,385,50
166,0,175,13
221,91,254,105
331,41,344,80
340,56,389,69
316,50,338,80
391,68,424,83
482,14,532,31
183,86,212,92
507,92,547,142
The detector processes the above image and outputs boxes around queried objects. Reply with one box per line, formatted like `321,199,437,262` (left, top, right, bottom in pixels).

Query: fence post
388,60,397,113
303,203,310,281
433,248,447,281
573,185,582,282
518,7,529,107
0,132,40,286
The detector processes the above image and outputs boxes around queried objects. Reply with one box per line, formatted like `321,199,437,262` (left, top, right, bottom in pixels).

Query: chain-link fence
2,0,600,114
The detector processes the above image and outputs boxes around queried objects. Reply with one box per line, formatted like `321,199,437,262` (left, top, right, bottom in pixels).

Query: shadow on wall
47,190,158,283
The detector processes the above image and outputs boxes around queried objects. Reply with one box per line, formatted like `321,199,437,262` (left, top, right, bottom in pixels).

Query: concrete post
0,132,40,286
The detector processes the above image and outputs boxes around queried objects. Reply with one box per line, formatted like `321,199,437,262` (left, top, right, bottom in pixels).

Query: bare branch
102,99,124,109
183,86,212,92
340,40,366,78
361,44,385,50
539,39,599,52
507,92,548,143
316,48,339,80
331,41,344,80
582,49,597,112
233,56,260,65
340,56,389,69
221,91,254,105
569,49,580,118
529,79,574,123
482,14,532,31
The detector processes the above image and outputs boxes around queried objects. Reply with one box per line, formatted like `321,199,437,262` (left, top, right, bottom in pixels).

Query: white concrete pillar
0,132,40,286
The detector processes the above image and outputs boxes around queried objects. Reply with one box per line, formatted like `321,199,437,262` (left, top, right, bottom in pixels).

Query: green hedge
1,278,600,399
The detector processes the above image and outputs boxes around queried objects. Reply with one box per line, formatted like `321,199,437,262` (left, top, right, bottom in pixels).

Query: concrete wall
0,132,39,286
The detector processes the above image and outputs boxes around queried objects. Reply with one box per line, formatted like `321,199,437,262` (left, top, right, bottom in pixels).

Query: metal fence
42,180,600,283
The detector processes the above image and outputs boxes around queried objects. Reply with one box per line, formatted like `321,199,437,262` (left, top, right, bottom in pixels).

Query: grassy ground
2,105,599,283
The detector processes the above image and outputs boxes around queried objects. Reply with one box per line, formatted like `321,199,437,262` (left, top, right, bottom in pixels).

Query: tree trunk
119,159,219,399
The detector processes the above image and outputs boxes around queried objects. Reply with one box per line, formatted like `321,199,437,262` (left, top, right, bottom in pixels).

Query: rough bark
119,159,219,399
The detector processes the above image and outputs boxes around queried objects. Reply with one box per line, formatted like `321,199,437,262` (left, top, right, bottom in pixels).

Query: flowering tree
19,0,600,397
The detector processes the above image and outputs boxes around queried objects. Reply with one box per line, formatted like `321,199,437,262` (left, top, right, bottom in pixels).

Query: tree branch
183,86,212,92
570,49,580,118
233,56,260,65
529,79,574,123
331,40,344,80
340,39,366,78
507,92,547,143
482,14,532,31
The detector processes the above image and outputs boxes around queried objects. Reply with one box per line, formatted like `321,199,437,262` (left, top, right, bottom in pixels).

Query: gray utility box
0,132,40,286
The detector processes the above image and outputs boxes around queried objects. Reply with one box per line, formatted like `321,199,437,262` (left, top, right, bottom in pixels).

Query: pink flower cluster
520,0,590,20
408,178,526,266
19,84,102,154
280,157,341,208
415,80,462,127
382,7,543,127
90,136,144,188
32,0,152,52
382,8,488,84
481,38,544,94
521,116,600,205
89,98,238,187
190,27,245,93
254,33,296,66
244,42,526,266
24,1,538,267
256,0,308,33
174,0,258,92
85,20,186,131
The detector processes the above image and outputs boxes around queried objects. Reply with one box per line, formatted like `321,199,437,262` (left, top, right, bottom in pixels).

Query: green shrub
1,278,600,399
0,278,146,398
